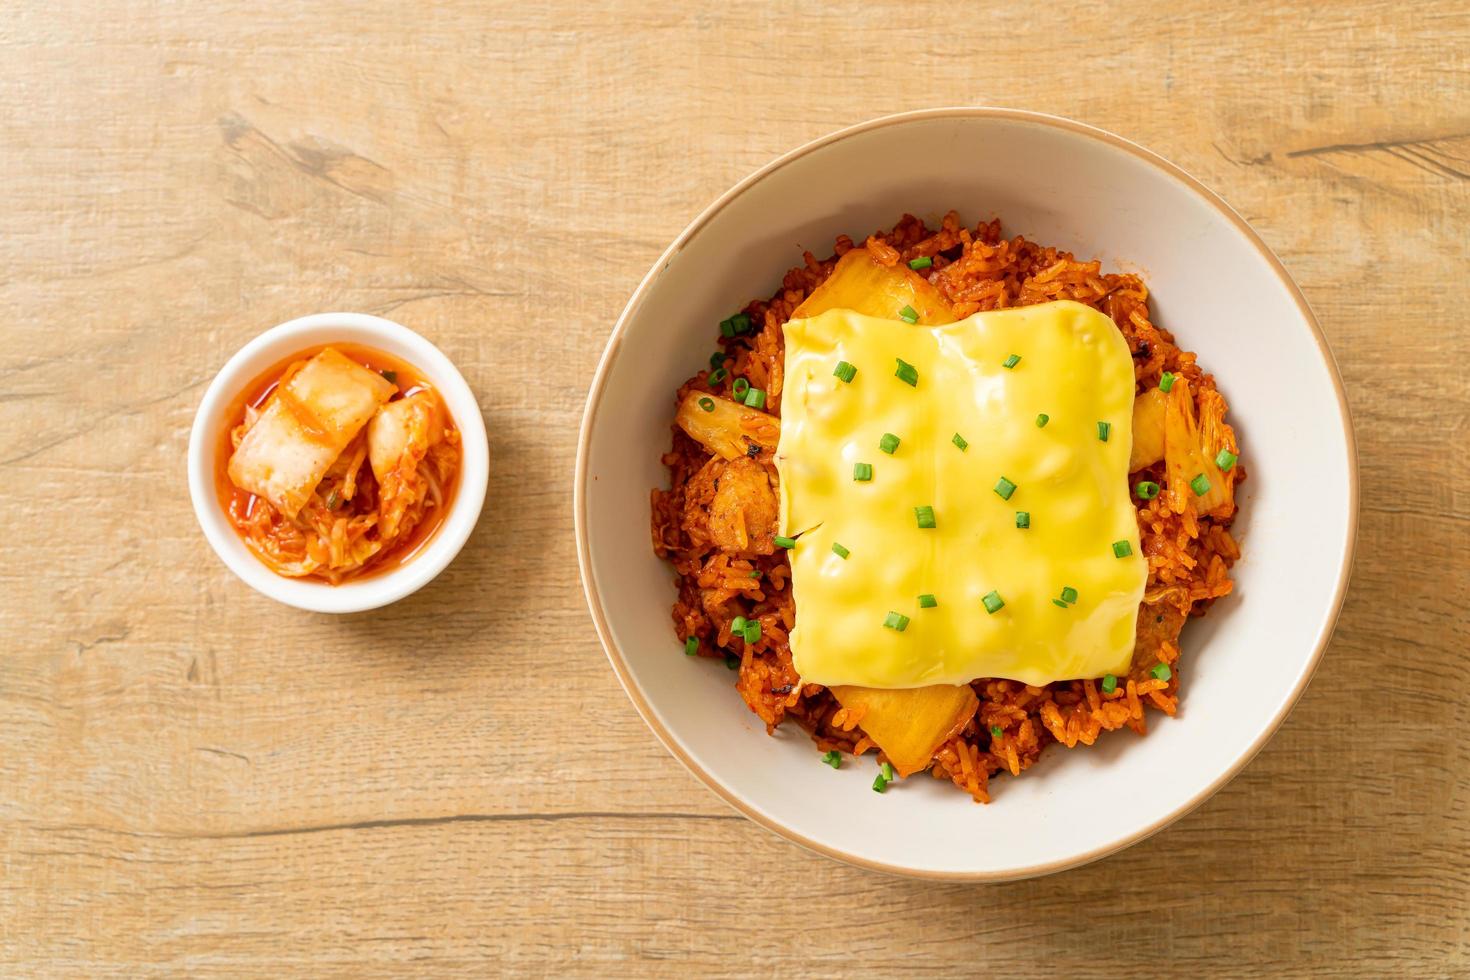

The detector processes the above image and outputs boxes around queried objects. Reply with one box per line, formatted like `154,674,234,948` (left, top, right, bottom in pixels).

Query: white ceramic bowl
189,312,488,614
577,108,1356,879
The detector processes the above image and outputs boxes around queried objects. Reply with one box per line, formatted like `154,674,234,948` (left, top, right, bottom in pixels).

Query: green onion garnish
1135,481,1160,500
914,505,936,529
831,542,850,559
1052,598,1069,608
732,377,750,398
773,535,796,549
709,367,728,384
1015,511,1030,529
743,620,761,644
731,313,752,334
879,432,900,455
1101,674,1118,694
990,725,1004,739
872,773,889,793
853,462,873,482
709,351,728,369
908,256,933,270
1035,413,1049,428
1002,354,1021,369
1060,586,1079,604
881,761,895,781
883,611,910,632
918,593,937,608
1097,420,1111,442
897,304,919,324
993,476,1017,500
380,370,398,384
952,433,968,451
698,397,715,412
743,387,766,409
684,636,698,656
1151,663,1172,681
982,590,1004,614
833,360,857,383
325,489,341,510
719,318,735,338
894,358,918,386
748,570,760,578
731,615,747,632
725,653,739,670
1112,540,1133,558
1215,448,1238,471
1190,473,1211,496
823,750,841,769
1159,372,1176,392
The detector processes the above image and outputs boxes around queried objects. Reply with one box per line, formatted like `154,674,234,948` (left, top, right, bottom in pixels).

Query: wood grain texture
2,0,1467,975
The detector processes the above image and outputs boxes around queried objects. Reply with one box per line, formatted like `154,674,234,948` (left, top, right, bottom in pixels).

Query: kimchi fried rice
651,212,1242,802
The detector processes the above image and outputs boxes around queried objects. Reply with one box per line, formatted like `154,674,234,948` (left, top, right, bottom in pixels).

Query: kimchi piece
219,344,462,584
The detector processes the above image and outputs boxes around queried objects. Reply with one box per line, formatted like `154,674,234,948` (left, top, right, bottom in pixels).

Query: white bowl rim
574,106,1358,879
188,311,489,614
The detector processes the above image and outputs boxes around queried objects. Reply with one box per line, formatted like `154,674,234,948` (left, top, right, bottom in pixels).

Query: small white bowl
577,108,1357,879
188,312,488,614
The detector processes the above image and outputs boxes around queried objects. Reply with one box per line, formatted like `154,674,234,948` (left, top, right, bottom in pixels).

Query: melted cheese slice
776,300,1146,689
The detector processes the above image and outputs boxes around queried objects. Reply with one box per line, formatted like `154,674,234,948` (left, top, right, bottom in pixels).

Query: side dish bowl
189,312,489,614
576,108,1356,879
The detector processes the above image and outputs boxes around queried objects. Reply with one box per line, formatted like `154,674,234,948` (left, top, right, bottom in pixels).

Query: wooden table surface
4,1,1467,975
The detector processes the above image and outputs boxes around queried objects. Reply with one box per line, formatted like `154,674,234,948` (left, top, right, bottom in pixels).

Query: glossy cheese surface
776,301,1146,688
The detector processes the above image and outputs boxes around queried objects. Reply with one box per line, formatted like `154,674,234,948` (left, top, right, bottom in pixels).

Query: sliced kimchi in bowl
189,313,488,613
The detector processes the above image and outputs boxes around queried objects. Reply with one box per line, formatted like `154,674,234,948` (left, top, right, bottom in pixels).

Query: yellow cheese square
776,301,1146,688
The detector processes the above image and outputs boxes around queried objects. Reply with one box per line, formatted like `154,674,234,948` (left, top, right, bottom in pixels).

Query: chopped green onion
908,256,933,270
380,370,398,384
709,367,728,384
743,620,761,644
872,773,889,793
725,653,740,670
748,570,760,578
684,636,698,656
897,304,919,324
952,432,968,451
993,476,1017,500
1097,420,1111,442
325,489,340,510
879,432,900,455
731,615,747,633
894,358,919,386
1215,448,1238,471
1112,539,1133,558
1101,674,1118,694
883,611,910,632
1159,372,1176,393
914,505,936,529
709,351,728,369
1052,598,1069,608
1060,586,1079,604
918,593,937,608
822,750,841,769
833,360,857,383
1190,473,1211,497
1002,353,1021,369
853,462,873,482
743,387,766,409
773,535,796,549
881,761,895,781
982,590,1005,614
730,313,752,334
1015,511,1030,529
732,377,750,398
1135,480,1160,500
697,397,715,412
831,542,850,559
719,318,735,338
990,725,1004,739
1151,663,1172,681
1035,413,1049,428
